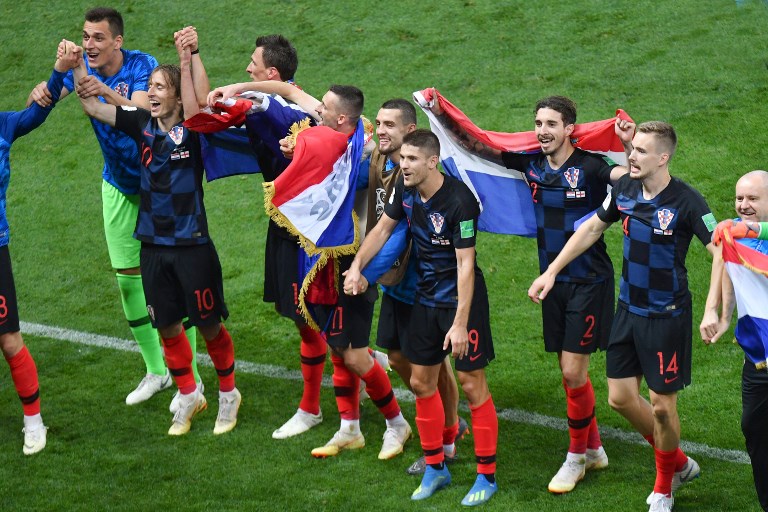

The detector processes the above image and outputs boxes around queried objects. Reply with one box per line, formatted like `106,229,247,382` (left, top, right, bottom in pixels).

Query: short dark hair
380,98,417,126
85,7,124,38
255,34,298,81
636,121,678,159
329,84,364,122
535,95,577,126
402,129,440,157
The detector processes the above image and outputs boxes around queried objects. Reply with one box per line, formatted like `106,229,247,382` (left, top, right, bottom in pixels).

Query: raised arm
611,116,635,182
208,80,321,121
422,89,503,165
177,37,199,120
174,26,209,107
71,44,116,126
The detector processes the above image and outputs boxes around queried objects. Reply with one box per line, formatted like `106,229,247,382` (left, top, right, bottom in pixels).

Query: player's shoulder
122,49,159,69
668,176,709,206
443,174,479,207
572,147,616,169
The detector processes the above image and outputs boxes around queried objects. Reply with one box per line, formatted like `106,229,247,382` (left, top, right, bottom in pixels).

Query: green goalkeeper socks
116,273,166,376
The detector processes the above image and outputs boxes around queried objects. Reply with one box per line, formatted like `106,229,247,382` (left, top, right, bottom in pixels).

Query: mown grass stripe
21,321,750,465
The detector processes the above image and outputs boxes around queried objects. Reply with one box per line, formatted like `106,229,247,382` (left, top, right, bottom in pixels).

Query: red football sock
644,434,688,471
565,378,596,454
5,346,40,416
299,325,326,415
331,354,359,420
205,325,236,392
654,447,677,496
361,358,400,420
162,330,196,394
443,419,459,445
471,395,498,475
587,416,602,450
416,390,445,465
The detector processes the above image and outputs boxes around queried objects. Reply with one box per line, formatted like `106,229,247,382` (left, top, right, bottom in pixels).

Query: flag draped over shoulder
183,99,261,182
722,229,768,366
413,88,632,236
199,128,261,182
263,120,366,329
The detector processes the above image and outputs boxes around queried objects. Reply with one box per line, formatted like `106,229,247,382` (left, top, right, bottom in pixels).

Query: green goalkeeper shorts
102,180,140,270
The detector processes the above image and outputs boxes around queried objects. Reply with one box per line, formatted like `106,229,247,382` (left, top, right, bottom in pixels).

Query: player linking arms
68,33,241,436
345,130,498,506
1,42,79,454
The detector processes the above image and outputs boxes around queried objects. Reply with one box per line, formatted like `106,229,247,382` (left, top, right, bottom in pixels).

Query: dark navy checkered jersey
502,148,616,283
384,174,480,308
114,107,208,246
245,94,313,182
597,175,715,318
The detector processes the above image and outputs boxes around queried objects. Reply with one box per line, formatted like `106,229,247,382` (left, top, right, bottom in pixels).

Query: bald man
701,170,768,511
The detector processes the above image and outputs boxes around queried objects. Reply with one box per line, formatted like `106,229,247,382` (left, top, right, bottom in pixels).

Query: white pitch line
21,321,750,465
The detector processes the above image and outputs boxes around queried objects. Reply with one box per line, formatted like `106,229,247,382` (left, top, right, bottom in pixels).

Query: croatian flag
263,120,366,329
722,231,768,366
200,128,262,182
183,99,262,182
413,88,632,236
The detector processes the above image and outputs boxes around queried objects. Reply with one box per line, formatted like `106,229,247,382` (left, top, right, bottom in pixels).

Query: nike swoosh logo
664,376,679,384
143,130,153,137
0,318,7,325
579,338,593,346
617,205,630,211
199,311,213,320
469,353,482,362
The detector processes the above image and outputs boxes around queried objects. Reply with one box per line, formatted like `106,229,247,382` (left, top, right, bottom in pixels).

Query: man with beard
529,121,716,512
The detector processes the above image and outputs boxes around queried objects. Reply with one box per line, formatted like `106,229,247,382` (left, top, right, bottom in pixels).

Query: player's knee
410,376,436,398
0,331,24,357
561,369,587,388
650,402,675,425
607,389,630,412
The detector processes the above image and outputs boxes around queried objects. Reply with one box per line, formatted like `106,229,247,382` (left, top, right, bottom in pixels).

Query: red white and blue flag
263,120,366,329
722,231,768,366
183,99,262,182
413,88,632,236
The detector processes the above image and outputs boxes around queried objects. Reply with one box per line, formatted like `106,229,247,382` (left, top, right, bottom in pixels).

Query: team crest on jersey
169,126,185,145
429,212,445,234
114,82,129,98
564,167,580,188
564,167,586,199
655,208,675,235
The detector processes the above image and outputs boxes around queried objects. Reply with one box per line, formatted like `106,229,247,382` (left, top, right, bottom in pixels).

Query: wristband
190,49,199,55
759,222,768,240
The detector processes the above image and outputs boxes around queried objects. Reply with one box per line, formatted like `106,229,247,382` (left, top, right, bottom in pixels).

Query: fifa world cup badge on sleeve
702,213,717,232
460,220,475,239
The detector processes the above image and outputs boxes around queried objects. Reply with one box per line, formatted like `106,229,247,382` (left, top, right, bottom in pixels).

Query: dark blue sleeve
356,157,370,190
362,218,409,283
246,95,312,158
5,69,66,141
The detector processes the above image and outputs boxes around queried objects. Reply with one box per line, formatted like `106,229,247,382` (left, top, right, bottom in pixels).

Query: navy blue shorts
376,293,412,352
606,304,692,393
542,278,614,354
0,246,20,335
405,274,494,372
141,242,228,329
